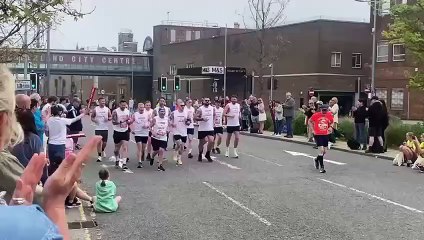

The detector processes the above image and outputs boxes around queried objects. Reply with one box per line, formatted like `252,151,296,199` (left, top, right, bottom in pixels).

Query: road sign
201,66,224,75
15,80,31,91
100,89,105,95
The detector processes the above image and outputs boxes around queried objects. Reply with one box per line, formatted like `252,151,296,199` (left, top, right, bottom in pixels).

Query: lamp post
269,63,274,101
354,0,379,95
223,25,228,99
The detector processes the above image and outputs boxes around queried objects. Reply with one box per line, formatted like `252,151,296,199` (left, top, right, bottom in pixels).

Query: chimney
234,22,240,29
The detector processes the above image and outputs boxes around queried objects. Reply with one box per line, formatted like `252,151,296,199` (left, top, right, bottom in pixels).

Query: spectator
30,93,44,141
352,99,367,150
398,132,419,167
257,98,266,134
58,97,68,114
41,96,58,123
380,100,389,152
66,97,83,150
303,100,316,142
274,101,284,136
241,100,250,131
16,94,31,110
282,92,295,138
411,133,424,170
366,96,385,153
249,97,260,129
11,110,43,168
328,98,339,147
269,100,276,135
93,169,122,213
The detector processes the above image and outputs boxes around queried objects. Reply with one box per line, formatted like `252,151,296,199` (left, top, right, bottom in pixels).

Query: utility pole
269,64,274,101
46,25,51,96
23,16,28,80
371,0,377,95
223,25,228,98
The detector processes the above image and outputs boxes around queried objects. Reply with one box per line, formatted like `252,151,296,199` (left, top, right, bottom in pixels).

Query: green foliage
293,112,307,135
384,0,424,90
338,118,355,140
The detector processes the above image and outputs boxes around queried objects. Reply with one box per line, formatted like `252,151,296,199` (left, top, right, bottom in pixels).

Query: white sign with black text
201,66,224,75
15,80,31,91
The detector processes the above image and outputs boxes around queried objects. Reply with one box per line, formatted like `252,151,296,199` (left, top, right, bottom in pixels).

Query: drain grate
68,220,98,229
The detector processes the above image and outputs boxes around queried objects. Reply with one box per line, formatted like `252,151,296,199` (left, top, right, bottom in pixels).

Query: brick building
152,19,372,115
373,0,424,120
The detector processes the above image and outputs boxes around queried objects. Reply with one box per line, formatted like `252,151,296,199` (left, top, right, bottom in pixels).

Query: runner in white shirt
185,99,195,159
111,100,132,170
150,108,168,171
131,102,151,168
144,101,154,161
170,99,190,165
194,97,215,162
213,100,224,154
224,95,241,158
91,97,112,162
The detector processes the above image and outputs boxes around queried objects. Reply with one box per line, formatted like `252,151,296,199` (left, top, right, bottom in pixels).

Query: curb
240,132,394,161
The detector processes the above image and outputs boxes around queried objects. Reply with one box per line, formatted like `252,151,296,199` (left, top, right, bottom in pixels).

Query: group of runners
90,96,241,171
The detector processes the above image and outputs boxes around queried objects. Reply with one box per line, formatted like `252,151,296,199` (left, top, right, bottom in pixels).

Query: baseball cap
320,104,329,110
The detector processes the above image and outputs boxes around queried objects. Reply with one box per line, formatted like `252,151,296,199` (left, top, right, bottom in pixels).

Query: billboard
15,80,31,91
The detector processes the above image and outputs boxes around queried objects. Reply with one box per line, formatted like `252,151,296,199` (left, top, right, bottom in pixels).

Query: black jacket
367,101,384,128
353,106,367,123
66,104,83,132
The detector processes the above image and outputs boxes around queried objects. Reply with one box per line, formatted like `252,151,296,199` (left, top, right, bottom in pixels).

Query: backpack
347,138,360,150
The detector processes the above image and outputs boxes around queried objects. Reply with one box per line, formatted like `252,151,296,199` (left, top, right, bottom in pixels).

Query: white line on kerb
241,153,284,167
318,178,424,214
202,181,272,226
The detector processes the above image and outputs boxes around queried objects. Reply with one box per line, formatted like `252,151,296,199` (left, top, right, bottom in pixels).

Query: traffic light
30,72,38,91
174,76,181,91
158,76,167,92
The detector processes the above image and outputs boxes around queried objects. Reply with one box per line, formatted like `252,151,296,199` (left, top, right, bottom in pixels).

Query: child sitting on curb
93,169,122,213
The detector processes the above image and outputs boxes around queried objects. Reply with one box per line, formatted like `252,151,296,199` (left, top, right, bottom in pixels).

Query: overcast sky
50,0,371,50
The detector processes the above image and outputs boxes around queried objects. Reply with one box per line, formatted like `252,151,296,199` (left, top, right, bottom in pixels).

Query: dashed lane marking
284,150,346,165
318,178,423,214
211,156,241,170
202,181,272,226
240,153,284,167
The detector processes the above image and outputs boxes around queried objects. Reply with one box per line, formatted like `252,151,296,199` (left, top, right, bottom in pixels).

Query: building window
352,53,362,69
377,41,389,62
331,52,342,67
391,88,404,109
186,31,192,41
195,31,201,40
170,29,176,43
186,63,194,68
393,44,406,62
169,64,177,75
375,88,388,103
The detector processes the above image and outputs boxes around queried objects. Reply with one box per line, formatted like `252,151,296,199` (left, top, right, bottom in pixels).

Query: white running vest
94,106,110,131
152,116,168,141
185,106,195,129
113,108,130,132
226,103,241,127
214,107,224,127
132,111,150,137
172,110,188,137
198,106,214,132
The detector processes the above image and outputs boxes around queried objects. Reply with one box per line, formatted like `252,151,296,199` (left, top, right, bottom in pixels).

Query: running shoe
319,168,326,173
158,164,165,171
122,164,128,170
137,162,143,168
65,199,81,209
205,152,213,162
225,148,230,158
188,153,193,159
212,148,216,154
216,147,221,154
233,149,239,158
96,156,102,162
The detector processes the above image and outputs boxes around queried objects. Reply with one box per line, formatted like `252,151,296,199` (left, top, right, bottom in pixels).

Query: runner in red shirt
309,104,334,173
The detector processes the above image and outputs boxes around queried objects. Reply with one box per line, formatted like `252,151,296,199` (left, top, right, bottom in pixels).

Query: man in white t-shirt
224,95,241,158
169,99,190,165
131,102,151,168
91,97,112,162
111,100,132,170
194,98,215,162
185,99,195,159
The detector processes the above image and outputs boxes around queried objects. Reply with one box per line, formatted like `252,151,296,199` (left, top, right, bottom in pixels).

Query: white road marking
284,150,346,165
202,182,272,226
318,178,424,214
240,153,284,167
210,156,241,170
123,169,134,174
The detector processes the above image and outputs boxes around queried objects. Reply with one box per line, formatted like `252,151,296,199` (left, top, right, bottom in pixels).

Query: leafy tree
384,0,424,90
0,0,93,63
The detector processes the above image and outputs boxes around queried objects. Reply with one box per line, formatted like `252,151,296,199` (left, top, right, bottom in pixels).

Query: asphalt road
78,118,424,240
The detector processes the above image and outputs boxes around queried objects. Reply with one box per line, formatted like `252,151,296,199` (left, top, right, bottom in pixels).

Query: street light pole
223,25,228,99
269,63,274,101
354,0,379,95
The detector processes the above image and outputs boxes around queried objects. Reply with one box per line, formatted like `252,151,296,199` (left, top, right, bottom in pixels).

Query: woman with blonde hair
257,98,267,134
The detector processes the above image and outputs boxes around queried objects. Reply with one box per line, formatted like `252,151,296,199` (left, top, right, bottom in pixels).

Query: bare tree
244,0,289,98
0,0,94,63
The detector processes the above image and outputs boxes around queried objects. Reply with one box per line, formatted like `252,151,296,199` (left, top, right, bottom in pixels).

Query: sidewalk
68,201,98,239
240,131,396,160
